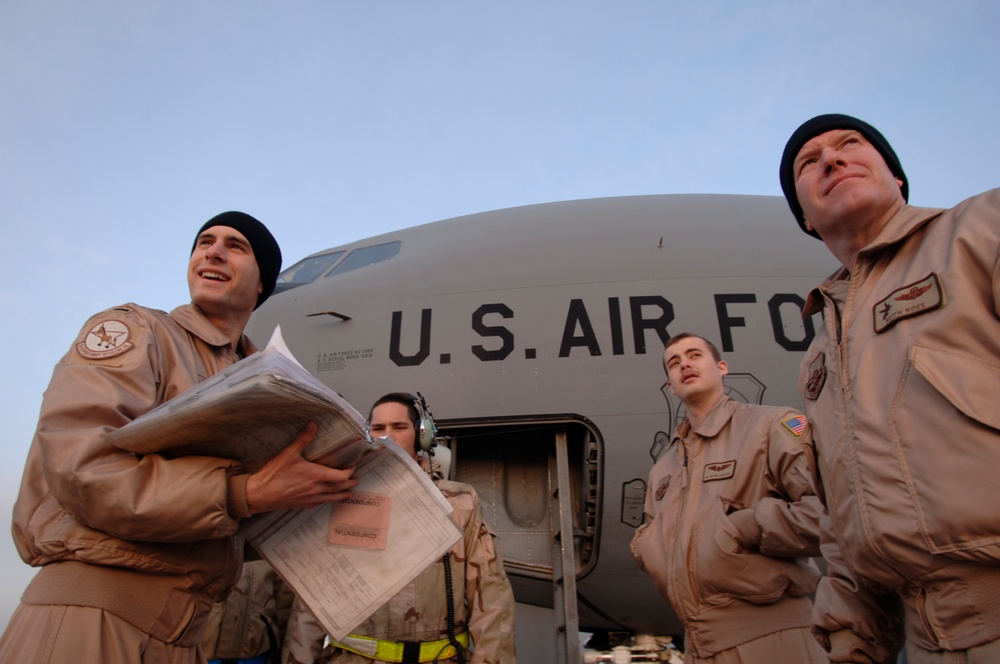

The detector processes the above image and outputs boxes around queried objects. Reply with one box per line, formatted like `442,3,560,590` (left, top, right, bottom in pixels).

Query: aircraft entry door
437,416,602,662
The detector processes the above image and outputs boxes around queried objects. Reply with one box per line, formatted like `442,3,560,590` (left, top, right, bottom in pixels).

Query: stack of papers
105,328,462,640
105,329,370,472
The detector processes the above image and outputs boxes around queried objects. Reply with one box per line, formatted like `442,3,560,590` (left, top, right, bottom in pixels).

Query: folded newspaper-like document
105,327,462,640
104,327,370,472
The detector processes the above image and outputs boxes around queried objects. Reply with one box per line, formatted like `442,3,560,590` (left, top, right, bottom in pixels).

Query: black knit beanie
192,211,282,309
779,113,908,239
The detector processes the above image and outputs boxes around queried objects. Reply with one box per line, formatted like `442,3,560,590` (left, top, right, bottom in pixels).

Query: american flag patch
782,416,807,436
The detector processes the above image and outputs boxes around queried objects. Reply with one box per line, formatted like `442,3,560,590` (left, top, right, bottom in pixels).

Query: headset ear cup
419,416,436,452
413,392,436,453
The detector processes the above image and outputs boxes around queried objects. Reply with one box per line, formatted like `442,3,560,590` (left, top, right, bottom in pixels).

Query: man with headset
282,392,517,664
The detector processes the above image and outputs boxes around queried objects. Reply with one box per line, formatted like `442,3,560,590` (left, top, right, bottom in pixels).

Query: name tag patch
873,273,943,334
703,460,736,482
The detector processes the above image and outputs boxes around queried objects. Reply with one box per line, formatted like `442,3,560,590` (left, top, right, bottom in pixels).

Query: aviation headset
412,391,438,453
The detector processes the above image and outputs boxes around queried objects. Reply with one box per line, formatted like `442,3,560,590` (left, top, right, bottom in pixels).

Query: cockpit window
272,241,402,295
324,241,401,278
276,250,345,287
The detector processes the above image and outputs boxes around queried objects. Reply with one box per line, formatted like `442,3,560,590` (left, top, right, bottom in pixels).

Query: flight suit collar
803,204,944,316
675,395,739,441
170,303,256,356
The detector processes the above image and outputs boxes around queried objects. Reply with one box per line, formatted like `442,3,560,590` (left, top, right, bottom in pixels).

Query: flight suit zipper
665,441,692,628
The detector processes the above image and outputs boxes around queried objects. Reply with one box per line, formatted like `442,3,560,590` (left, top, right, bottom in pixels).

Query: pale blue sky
1,0,998,627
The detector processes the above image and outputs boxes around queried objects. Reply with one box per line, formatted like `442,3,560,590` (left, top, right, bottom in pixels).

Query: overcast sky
1,0,998,629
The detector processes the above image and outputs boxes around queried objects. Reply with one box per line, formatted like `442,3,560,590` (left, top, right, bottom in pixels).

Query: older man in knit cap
0,211,359,664
780,114,1000,664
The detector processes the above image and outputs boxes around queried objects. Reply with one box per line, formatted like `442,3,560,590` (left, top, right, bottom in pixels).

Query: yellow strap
332,631,469,663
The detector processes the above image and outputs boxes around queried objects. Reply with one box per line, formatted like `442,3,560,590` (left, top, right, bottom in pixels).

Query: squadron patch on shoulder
76,319,134,360
703,460,736,482
873,273,943,334
782,416,808,437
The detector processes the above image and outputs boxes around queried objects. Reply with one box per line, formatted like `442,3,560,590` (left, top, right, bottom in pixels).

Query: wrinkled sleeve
629,465,659,572
812,511,904,663
629,521,651,572
281,595,327,664
993,234,1000,318
463,492,517,663
35,310,243,543
734,411,823,558
982,190,1000,317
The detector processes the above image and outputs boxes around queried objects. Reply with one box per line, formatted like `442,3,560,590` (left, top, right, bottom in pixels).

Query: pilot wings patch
702,460,736,482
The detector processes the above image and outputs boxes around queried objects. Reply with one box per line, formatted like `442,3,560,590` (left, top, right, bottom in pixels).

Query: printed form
245,441,460,640
105,327,461,639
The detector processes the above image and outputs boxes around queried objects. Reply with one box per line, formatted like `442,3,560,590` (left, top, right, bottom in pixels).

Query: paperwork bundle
104,329,369,471
106,328,461,640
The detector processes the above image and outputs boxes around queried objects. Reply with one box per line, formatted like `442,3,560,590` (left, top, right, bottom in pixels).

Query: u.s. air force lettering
388,292,814,367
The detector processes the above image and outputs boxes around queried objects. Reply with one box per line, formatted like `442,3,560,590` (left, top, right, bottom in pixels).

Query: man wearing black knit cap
0,211,359,664
192,210,284,310
780,114,1000,664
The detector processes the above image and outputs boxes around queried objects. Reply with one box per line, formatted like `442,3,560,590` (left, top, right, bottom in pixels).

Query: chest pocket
888,344,1000,556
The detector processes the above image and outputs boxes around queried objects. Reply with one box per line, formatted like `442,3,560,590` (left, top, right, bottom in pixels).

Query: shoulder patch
76,319,134,360
782,416,808,436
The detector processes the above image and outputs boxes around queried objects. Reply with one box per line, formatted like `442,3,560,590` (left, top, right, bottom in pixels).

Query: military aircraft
246,194,838,662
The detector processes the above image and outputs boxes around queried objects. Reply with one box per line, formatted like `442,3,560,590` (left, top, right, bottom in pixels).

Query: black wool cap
192,211,282,309
779,113,908,239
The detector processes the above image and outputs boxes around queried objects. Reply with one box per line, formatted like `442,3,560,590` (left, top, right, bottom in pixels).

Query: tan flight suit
282,456,517,664
800,190,1000,663
202,560,295,663
630,395,826,663
0,303,259,664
